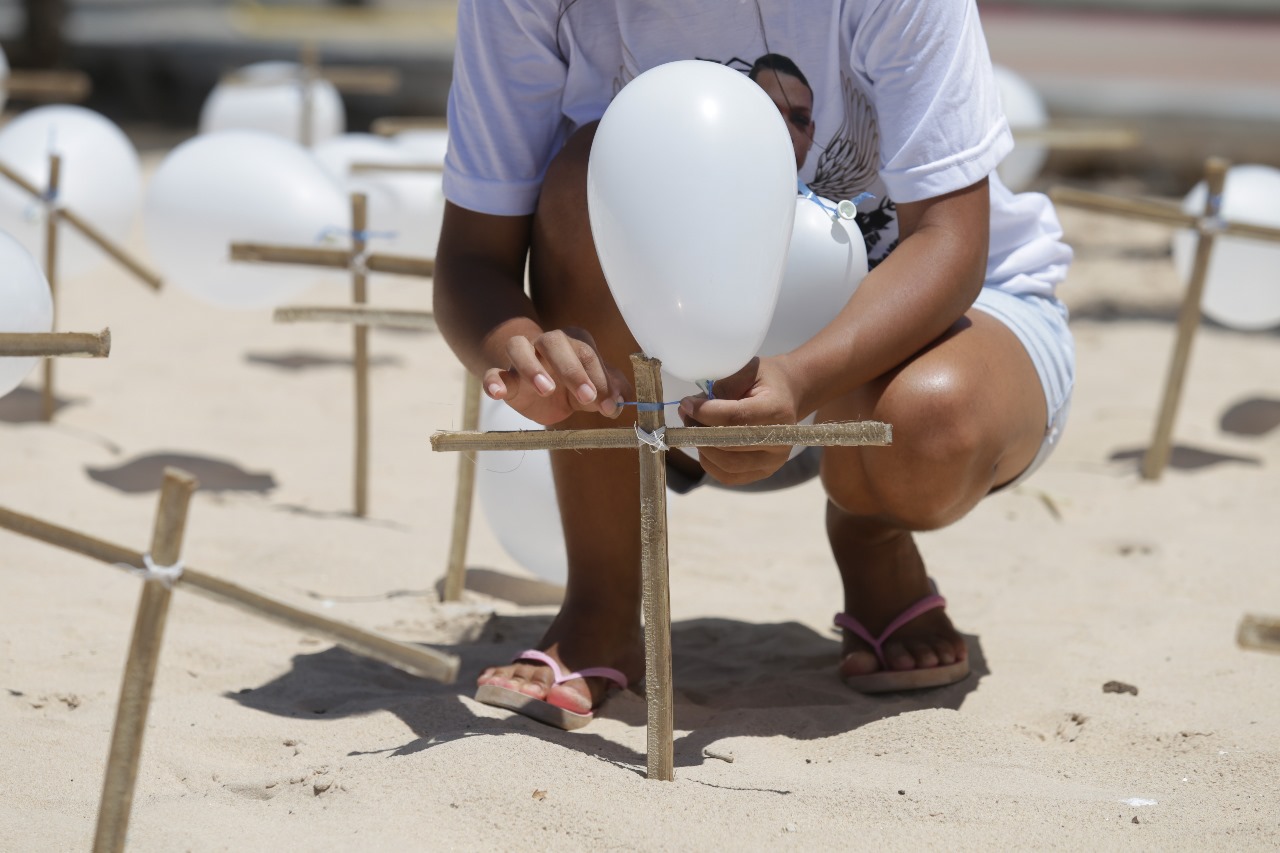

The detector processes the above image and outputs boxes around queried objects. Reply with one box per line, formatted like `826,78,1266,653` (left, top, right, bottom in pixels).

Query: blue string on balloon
314,226,400,244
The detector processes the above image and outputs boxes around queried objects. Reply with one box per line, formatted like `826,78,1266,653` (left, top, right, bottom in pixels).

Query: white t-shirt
443,0,1072,298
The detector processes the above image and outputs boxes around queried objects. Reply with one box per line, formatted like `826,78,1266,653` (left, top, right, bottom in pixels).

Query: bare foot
477,610,643,713
827,504,967,678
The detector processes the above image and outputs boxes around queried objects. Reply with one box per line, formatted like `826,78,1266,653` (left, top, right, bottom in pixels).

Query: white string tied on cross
350,249,371,277
634,424,668,453
115,554,186,589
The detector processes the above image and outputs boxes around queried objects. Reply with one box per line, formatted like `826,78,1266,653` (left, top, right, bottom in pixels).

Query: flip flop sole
842,658,971,694
474,684,596,731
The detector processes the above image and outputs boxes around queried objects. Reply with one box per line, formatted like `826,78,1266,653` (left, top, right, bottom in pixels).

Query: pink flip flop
834,593,970,693
474,649,629,731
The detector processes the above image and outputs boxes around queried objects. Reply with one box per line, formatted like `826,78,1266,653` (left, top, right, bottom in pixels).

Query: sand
2,154,1278,851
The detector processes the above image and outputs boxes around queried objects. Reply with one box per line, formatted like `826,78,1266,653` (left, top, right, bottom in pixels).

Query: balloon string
314,226,399,244
620,400,682,412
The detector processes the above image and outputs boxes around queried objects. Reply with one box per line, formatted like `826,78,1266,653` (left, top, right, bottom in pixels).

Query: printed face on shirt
748,58,817,170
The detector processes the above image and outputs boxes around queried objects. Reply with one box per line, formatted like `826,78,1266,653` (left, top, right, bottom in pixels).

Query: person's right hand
483,326,630,426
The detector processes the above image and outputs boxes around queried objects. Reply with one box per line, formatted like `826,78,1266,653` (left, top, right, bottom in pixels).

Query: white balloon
143,131,350,310
0,230,54,398
0,44,9,113
1172,164,1280,331
312,133,445,259
993,65,1048,192
199,61,344,146
588,60,797,384
0,105,142,280
475,396,568,585
760,195,868,357
391,128,449,167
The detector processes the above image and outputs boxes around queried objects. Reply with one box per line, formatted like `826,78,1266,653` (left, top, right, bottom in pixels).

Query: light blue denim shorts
667,285,1075,494
970,285,1075,490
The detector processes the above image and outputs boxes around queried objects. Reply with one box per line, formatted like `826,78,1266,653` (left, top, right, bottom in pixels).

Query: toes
839,649,881,677
546,682,594,714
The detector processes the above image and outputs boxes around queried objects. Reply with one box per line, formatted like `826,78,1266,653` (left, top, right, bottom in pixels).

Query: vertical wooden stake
442,370,481,601
298,41,318,148
631,354,674,781
351,193,370,517
93,468,199,853
1142,157,1230,481
42,153,62,423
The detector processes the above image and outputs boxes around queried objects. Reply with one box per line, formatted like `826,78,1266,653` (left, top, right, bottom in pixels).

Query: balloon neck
797,181,875,221
695,379,716,400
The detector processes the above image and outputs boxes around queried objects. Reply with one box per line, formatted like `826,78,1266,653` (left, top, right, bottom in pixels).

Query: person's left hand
677,357,804,486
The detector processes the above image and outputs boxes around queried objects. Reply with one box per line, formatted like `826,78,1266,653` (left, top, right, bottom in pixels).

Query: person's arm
683,177,990,485
433,201,626,426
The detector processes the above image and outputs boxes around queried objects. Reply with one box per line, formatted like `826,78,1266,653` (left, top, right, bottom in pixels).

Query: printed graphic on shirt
608,47,899,266
716,54,898,266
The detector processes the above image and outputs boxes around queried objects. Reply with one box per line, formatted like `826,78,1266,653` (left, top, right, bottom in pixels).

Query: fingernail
678,402,691,418
534,374,555,394
609,395,625,418
486,383,502,399
576,383,596,404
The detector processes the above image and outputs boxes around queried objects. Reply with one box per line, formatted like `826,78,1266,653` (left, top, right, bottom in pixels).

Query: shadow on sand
0,386,78,423
228,608,987,777
86,451,278,494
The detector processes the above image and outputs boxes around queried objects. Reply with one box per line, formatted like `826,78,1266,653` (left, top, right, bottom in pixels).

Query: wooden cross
1050,156,1280,481
219,42,402,148
0,468,459,853
229,192,435,517
431,354,892,780
0,154,162,421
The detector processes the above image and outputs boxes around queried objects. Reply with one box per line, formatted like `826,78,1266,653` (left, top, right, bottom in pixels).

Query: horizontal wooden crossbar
431,420,892,452
0,505,459,683
0,329,110,358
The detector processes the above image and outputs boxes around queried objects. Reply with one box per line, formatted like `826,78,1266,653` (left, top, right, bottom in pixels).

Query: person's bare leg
819,311,1047,678
476,124,648,713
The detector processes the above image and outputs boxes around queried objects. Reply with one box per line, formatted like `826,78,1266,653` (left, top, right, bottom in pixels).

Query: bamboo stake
1011,126,1141,150
4,69,92,102
42,154,61,422
1049,186,1280,244
371,116,448,136
352,193,370,517
1142,157,1230,481
273,306,435,329
56,206,164,290
431,420,893,453
298,41,318,148
93,468,198,853
442,371,481,602
1237,614,1280,654
364,253,434,278
230,243,435,278
632,355,675,781
0,504,459,682
229,243,354,269
349,161,444,175
318,67,401,95
0,328,110,357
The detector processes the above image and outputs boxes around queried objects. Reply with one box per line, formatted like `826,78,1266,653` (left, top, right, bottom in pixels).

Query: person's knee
822,369,988,530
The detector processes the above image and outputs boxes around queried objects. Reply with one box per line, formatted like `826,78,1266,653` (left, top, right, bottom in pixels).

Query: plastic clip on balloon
586,60,797,387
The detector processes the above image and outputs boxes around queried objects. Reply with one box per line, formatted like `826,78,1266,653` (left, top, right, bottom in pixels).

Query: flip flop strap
833,594,947,667
513,649,629,690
